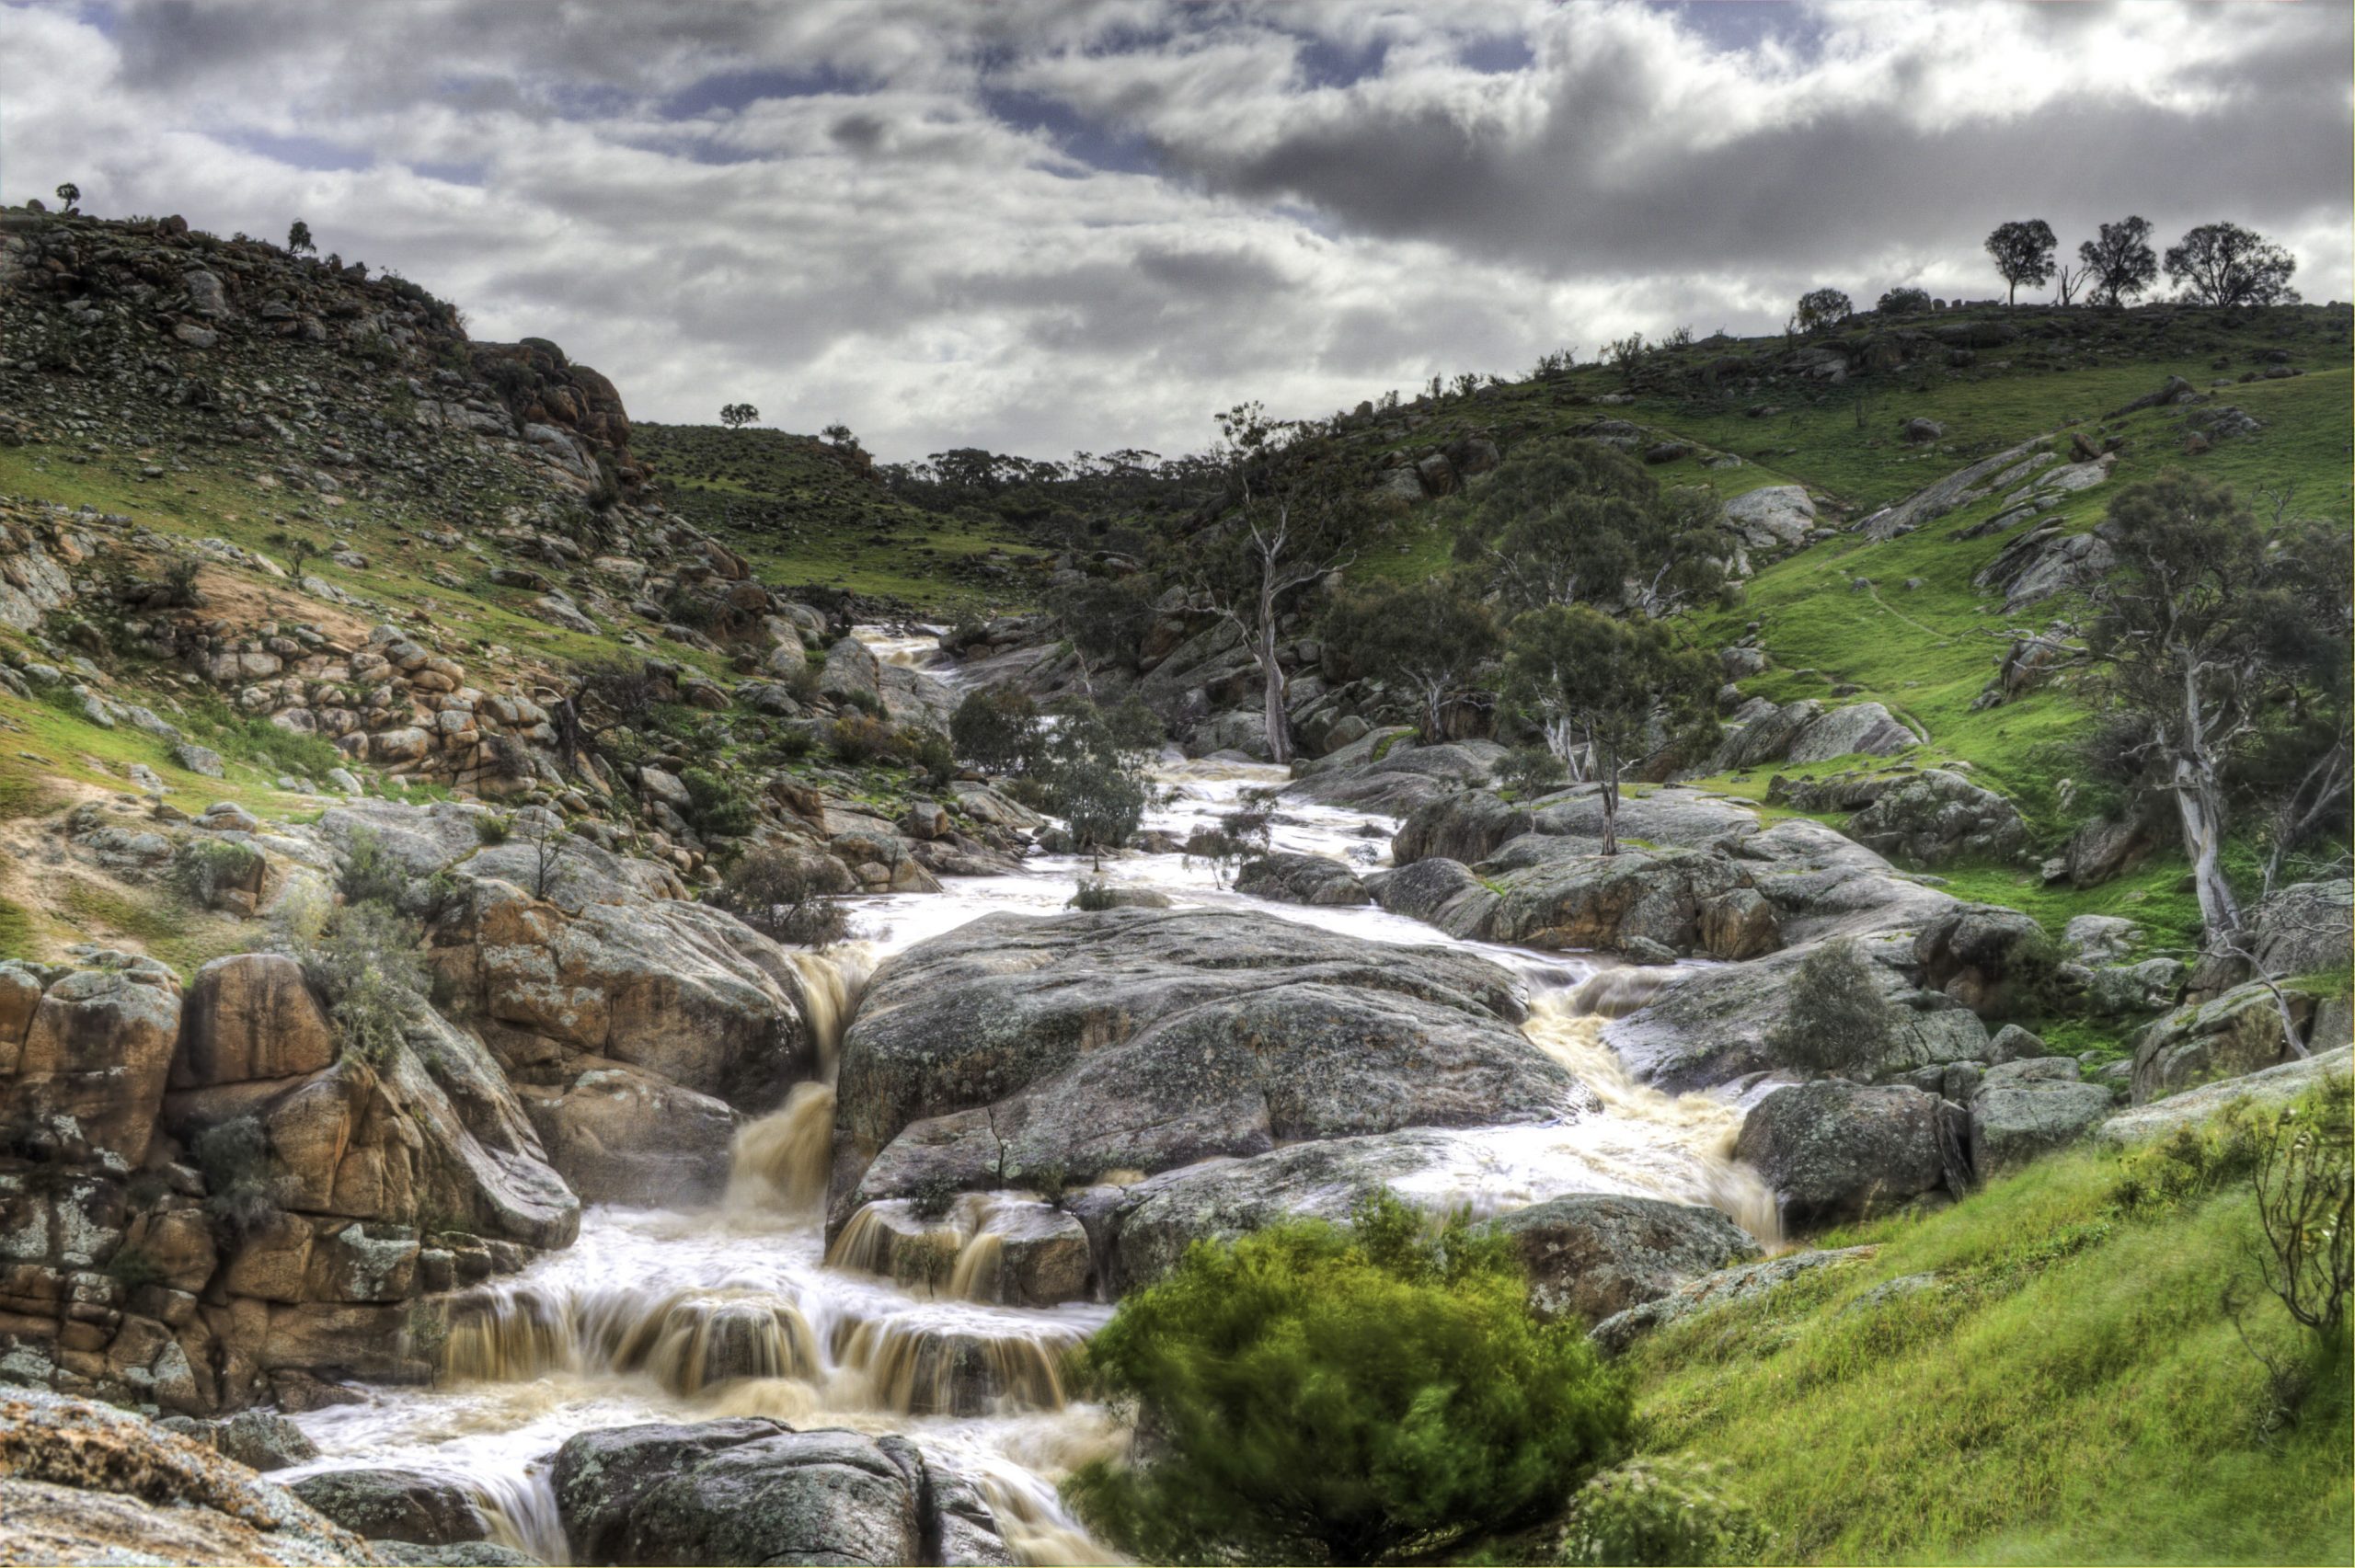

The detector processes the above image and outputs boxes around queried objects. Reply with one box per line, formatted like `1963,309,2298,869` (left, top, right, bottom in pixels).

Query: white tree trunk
1258,621,1291,765
2173,658,2242,944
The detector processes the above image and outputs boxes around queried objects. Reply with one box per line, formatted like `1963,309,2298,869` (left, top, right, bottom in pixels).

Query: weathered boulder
1785,703,1917,765
834,910,1576,1223
1914,902,2051,1018
1844,770,2027,867
435,884,817,1110
290,1468,493,1547
2248,880,2354,980
551,1419,1007,1568
1721,486,1817,550
1969,1058,2112,1176
1734,1082,1963,1230
212,1411,320,1473
1469,841,1778,961
1490,1194,1762,1324
0,1389,381,1565
2131,982,2318,1105
1590,1246,1878,1355
1392,791,1534,866
174,954,337,1088
2057,813,2156,888
1369,856,1501,939
1284,738,1502,815
5,958,183,1165
1234,852,1369,907
520,1066,740,1207
2099,1047,2353,1145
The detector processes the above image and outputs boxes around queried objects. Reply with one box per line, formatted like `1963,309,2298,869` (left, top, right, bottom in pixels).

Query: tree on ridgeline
1502,604,1716,856
1791,287,1853,334
1878,285,1934,315
718,402,760,429
1983,219,2057,307
287,220,316,256
2165,222,2301,307
53,182,80,214
2079,216,2159,306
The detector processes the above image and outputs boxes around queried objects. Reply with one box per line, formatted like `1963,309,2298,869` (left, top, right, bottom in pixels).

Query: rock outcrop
1490,1194,1763,1324
550,1417,1013,1568
0,1388,383,1565
831,909,1576,1228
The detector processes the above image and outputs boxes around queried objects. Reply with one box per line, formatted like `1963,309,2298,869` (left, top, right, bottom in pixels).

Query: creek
276,629,1774,1565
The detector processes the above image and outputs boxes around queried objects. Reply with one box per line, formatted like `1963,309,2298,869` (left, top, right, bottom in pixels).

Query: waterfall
1519,990,1783,1247
727,1082,838,1214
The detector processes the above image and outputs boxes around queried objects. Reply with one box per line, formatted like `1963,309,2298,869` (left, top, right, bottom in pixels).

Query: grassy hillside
1623,1085,2354,1564
634,422,1044,613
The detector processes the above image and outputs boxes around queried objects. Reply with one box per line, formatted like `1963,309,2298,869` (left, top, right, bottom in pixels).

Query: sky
4,0,2349,464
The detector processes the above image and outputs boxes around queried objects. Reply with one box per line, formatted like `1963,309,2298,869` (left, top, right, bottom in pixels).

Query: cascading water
276,625,1781,1566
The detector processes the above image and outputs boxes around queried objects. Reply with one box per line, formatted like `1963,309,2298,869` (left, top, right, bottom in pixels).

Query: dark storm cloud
6,0,2346,461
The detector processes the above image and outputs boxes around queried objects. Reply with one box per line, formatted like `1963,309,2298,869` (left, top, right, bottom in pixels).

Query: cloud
2,0,2346,462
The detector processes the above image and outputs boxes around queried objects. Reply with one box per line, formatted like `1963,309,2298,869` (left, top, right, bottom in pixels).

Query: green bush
949,684,1042,775
1071,877,1120,911
1050,754,1145,860
683,766,756,838
1499,745,1569,799
1559,1455,1773,1566
1066,1191,1631,1564
838,685,886,718
102,1243,168,1292
191,1116,281,1245
474,813,512,847
293,900,429,1065
167,838,262,910
1765,938,1895,1075
337,826,409,910
906,727,956,790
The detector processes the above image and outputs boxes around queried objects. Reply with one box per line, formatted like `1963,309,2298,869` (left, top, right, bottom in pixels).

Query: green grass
57,880,248,979
1627,1139,2353,1564
0,897,35,958
635,423,1040,612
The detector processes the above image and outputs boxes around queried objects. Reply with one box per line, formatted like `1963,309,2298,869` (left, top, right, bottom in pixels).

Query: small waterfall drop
1521,990,1782,1246
728,1082,838,1214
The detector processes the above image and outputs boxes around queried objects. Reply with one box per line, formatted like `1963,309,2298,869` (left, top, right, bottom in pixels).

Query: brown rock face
8,962,183,1166
174,955,337,1089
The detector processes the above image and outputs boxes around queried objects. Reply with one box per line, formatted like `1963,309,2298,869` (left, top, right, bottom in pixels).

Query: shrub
1499,745,1569,799
1876,286,1934,315
713,844,849,949
191,1116,281,1246
1066,1191,1631,1564
1072,877,1120,911
161,556,204,609
906,727,956,790
2251,1073,2353,1335
1559,1455,1773,1566
661,583,720,629
297,900,427,1026
683,766,756,839
1764,938,1895,1075
337,826,408,910
474,813,512,847
950,684,1043,775
826,714,897,765
103,1243,167,1292
167,838,262,910
1792,287,1854,334
763,726,818,763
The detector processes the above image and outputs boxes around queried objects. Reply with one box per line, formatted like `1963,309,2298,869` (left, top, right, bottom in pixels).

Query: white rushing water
278,630,1774,1565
